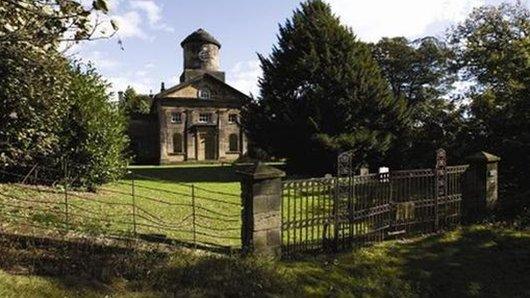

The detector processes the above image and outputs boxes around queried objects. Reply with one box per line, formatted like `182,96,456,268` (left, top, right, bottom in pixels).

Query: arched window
173,133,183,154
229,134,239,152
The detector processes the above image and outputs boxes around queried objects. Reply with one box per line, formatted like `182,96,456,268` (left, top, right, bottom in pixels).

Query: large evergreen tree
246,0,408,174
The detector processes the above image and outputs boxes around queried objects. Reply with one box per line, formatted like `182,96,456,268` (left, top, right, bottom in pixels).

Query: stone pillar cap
237,162,286,180
466,151,501,163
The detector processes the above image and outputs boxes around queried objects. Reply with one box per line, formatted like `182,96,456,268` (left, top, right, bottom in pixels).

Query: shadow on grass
128,165,240,183
127,164,288,184
396,226,530,297
0,233,291,297
278,225,530,297
1,226,529,297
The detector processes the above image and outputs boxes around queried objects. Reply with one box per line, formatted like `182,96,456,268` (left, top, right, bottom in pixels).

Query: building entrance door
198,131,216,160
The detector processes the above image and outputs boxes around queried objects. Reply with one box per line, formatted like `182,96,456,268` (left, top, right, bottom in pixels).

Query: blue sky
69,0,527,98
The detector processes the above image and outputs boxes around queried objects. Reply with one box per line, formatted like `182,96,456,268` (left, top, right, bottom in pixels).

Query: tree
60,63,129,188
0,43,71,169
0,0,115,49
0,0,127,187
449,2,530,215
119,86,151,116
371,37,462,168
247,0,408,174
372,37,455,107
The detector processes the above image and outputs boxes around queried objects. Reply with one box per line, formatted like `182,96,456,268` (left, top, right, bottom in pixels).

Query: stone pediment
155,73,249,104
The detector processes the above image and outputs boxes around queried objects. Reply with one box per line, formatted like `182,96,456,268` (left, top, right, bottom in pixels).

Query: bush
58,63,129,187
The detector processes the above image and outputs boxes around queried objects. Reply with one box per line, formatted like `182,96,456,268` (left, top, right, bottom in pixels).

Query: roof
154,73,250,100
180,28,221,48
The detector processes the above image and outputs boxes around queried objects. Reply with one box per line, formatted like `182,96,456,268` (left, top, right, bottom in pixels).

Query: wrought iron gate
281,149,468,255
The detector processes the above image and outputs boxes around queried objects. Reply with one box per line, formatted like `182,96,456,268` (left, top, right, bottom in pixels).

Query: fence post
238,162,285,257
131,175,137,236
63,161,69,231
191,184,197,247
463,152,500,221
435,149,447,232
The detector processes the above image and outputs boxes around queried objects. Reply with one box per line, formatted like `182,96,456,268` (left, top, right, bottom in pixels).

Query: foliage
0,43,71,169
0,0,114,50
119,86,151,116
0,0,126,187
246,0,409,174
372,36,455,106
371,37,465,168
448,2,530,216
60,63,129,187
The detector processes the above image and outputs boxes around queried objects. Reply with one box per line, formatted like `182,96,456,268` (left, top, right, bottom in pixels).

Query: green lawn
0,225,528,297
0,164,243,248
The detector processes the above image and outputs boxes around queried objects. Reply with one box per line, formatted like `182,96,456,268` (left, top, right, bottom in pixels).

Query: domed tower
180,28,225,83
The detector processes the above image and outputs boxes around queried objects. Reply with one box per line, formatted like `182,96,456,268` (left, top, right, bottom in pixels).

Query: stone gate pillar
464,151,501,221
238,162,285,257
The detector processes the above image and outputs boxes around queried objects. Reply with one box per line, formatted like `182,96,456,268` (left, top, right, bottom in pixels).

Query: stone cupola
180,28,225,83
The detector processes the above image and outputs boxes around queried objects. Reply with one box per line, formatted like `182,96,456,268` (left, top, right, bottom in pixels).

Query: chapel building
129,29,249,164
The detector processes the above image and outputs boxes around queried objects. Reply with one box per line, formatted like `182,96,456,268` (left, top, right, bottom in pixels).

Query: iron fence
281,164,469,255
0,165,241,251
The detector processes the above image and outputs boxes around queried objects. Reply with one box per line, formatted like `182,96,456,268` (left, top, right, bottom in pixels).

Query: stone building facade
129,29,249,164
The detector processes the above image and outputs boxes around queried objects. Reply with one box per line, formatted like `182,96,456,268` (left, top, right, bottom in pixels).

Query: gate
281,149,468,255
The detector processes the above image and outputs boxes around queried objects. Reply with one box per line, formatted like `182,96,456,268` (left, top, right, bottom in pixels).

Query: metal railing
281,165,469,255
0,165,242,251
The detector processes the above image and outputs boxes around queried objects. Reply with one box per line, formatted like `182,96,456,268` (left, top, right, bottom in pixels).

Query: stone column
238,162,285,257
463,151,501,221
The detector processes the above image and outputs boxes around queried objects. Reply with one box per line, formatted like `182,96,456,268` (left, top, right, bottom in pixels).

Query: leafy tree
0,0,127,187
60,63,129,188
119,86,151,116
371,37,463,168
372,37,455,106
0,43,71,169
449,2,530,215
247,0,409,174
0,0,115,49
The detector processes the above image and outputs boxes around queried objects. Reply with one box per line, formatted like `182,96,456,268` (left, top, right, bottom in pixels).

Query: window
170,113,182,124
228,114,238,124
198,88,211,99
173,133,183,154
229,134,239,152
198,113,212,123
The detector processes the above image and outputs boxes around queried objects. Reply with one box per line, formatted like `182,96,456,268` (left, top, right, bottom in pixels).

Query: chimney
118,91,124,102
160,82,165,92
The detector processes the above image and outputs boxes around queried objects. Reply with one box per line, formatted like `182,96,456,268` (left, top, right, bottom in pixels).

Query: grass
0,225,528,297
2,164,529,296
0,163,243,248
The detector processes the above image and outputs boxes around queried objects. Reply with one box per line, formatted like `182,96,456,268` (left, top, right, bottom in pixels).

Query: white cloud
130,0,161,24
326,0,485,42
113,11,147,39
130,0,174,32
227,60,262,97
